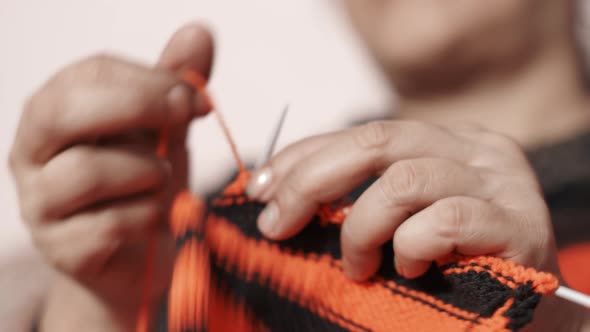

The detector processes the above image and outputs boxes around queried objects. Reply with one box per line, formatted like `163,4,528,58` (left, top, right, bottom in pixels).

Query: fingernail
167,84,193,123
246,167,273,199
258,201,280,237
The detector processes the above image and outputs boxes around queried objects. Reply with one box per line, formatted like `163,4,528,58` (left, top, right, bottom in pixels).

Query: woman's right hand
9,23,214,331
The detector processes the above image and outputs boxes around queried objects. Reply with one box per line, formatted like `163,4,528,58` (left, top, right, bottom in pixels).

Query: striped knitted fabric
165,171,559,332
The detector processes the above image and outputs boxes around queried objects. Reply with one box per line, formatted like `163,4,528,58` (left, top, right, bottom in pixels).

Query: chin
350,3,472,75
344,0,544,91
370,14,478,92
376,22,461,74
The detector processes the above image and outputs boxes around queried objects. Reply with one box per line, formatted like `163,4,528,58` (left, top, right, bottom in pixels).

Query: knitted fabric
164,171,558,332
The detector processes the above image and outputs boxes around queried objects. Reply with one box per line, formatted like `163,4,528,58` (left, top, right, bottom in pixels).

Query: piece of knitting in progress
140,70,560,332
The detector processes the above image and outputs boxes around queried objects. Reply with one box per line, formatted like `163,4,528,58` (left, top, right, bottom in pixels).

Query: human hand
246,121,558,280
9,23,214,330
247,120,590,330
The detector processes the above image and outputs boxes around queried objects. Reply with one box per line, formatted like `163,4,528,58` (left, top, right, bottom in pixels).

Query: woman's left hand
245,120,559,281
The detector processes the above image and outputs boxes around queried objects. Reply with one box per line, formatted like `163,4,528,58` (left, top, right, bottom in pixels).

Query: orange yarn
180,70,246,172
317,202,350,226
136,123,170,332
438,256,558,295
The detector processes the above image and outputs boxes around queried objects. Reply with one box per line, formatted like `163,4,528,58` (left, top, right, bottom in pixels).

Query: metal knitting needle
255,104,289,168
555,285,590,308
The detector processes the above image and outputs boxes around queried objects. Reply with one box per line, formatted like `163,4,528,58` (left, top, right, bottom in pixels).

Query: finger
257,124,483,234
249,120,468,202
157,22,215,116
154,23,216,192
255,121,478,237
340,159,490,280
15,55,196,166
246,132,338,200
35,192,163,278
393,197,515,279
452,126,533,173
26,145,169,221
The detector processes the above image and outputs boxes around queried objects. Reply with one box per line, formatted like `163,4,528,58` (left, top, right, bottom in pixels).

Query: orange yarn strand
136,126,169,332
181,70,246,172
136,236,157,332
213,110,246,172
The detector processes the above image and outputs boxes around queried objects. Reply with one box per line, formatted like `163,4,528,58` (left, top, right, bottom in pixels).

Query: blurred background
0,1,391,330
2,1,590,330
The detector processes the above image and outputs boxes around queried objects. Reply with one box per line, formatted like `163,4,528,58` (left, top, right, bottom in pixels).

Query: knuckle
432,199,466,239
498,175,541,197
341,222,373,253
69,148,97,177
138,158,170,193
481,132,522,155
19,175,52,222
454,121,487,132
20,194,47,223
468,132,531,172
67,152,104,203
35,233,76,274
352,121,391,150
534,227,552,252
515,213,553,268
22,90,69,151
47,249,73,275
102,208,125,228
136,158,168,190
145,197,163,217
277,175,306,206
143,200,163,226
526,211,552,245
106,198,162,237
29,232,46,253
135,198,162,226
97,209,129,241
100,210,127,238
378,161,425,205
392,230,411,255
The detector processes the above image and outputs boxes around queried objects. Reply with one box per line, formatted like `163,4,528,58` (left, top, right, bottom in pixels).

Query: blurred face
344,0,568,93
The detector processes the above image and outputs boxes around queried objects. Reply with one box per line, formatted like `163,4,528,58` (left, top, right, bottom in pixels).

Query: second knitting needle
255,104,289,168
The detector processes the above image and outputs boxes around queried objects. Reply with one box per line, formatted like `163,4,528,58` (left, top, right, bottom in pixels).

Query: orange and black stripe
163,183,558,332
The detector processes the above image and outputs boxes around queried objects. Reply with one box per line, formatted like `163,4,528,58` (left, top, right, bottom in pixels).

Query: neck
396,44,590,149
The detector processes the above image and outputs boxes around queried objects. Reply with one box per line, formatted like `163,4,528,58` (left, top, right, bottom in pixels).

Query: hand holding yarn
9,24,214,331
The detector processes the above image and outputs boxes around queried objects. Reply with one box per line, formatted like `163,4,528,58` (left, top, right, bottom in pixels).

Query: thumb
157,22,215,116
